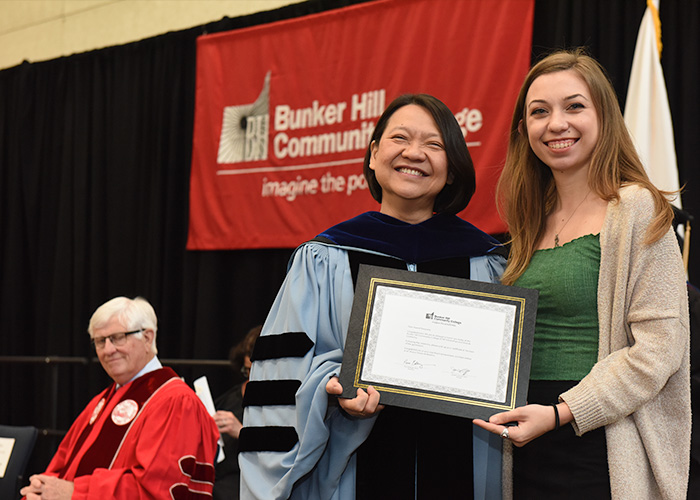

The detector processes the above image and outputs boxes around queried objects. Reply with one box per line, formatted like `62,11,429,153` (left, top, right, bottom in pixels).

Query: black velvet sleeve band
243,380,301,407
251,332,314,361
239,426,299,452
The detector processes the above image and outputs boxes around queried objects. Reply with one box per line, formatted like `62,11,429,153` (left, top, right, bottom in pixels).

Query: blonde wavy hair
497,48,674,285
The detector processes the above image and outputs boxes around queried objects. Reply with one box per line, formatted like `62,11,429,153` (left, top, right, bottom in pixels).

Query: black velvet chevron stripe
239,426,298,453
346,251,405,287
243,380,301,407
251,331,314,361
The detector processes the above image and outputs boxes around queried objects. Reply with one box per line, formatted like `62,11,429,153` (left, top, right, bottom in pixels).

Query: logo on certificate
425,312,461,326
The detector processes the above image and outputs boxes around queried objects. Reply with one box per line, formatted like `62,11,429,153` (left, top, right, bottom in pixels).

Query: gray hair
88,296,158,354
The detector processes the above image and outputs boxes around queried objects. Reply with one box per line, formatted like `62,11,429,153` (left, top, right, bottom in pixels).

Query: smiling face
93,316,155,386
524,70,599,177
369,104,449,221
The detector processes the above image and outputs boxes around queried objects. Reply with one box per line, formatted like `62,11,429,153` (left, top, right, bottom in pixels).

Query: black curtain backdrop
1,0,697,482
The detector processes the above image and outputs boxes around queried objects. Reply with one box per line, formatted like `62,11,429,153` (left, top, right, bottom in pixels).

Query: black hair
362,93,476,214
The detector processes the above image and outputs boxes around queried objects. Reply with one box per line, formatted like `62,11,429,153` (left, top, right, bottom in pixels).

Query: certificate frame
339,264,538,420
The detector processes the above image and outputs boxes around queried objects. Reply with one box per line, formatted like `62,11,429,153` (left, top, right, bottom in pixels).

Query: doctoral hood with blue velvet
317,211,505,263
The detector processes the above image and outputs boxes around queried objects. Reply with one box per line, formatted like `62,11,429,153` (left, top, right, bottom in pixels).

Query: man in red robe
21,296,219,499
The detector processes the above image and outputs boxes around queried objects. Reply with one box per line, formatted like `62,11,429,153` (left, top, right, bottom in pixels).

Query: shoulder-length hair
363,93,476,215
497,48,674,285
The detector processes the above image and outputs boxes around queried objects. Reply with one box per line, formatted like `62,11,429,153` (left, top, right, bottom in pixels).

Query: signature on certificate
450,367,471,379
403,359,425,371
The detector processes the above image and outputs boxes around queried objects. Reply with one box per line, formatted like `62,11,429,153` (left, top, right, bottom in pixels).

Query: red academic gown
38,367,219,499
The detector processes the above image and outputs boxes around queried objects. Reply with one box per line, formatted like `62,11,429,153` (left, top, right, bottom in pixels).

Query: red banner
188,0,534,250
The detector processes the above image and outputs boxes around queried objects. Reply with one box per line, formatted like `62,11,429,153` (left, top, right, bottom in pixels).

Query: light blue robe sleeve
241,248,507,500
471,253,507,500
240,243,376,500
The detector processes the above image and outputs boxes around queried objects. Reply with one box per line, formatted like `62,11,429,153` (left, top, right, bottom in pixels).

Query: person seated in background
21,296,220,500
212,325,261,500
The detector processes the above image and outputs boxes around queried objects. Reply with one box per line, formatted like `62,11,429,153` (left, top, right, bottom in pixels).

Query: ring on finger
500,427,510,439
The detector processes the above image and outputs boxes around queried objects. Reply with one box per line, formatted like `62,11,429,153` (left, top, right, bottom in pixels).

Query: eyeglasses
91,329,144,349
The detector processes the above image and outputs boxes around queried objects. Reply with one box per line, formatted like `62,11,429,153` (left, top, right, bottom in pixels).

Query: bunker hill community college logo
217,72,271,164
215,73,484,169
215,71,391,168
211,71,485,204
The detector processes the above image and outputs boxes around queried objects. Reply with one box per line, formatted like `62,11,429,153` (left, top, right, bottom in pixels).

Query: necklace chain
554,190,590,247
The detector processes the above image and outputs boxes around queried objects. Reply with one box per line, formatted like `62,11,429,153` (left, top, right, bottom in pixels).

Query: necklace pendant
552,190,590,249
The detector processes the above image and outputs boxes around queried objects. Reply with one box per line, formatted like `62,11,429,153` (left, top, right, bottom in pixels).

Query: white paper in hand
193,375,226,463
194,376,216,416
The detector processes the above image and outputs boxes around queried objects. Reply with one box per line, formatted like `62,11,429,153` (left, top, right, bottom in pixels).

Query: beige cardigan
504,185,691,499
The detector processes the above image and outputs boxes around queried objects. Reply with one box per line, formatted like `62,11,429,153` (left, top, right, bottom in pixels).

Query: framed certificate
339,264,538,420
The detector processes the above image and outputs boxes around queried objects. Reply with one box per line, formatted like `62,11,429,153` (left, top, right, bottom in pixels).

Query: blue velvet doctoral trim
317,211,502,263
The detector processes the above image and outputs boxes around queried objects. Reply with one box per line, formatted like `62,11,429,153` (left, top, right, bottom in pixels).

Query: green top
514,234,601,380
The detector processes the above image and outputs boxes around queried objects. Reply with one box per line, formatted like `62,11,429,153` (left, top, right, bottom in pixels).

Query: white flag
624,0,681,207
